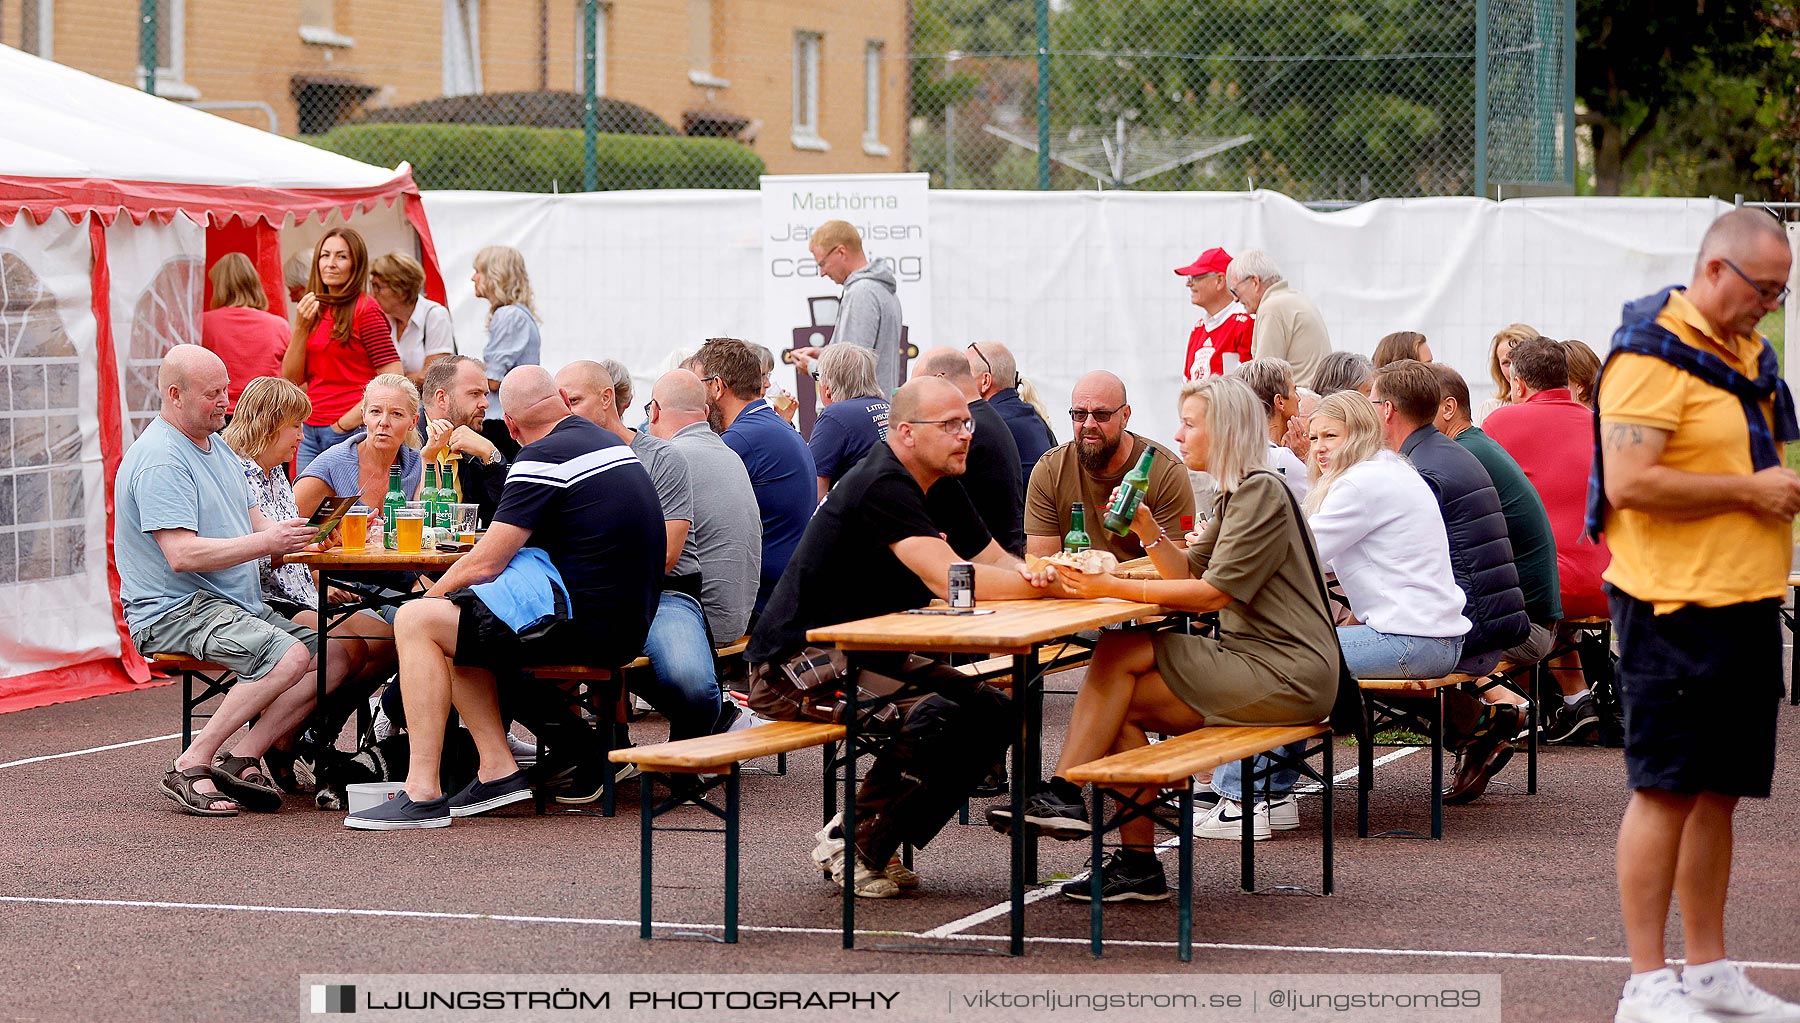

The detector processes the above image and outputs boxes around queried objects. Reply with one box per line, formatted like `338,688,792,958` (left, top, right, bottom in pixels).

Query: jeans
298,423,348,474
1214,628,1465,803
637,591,723,743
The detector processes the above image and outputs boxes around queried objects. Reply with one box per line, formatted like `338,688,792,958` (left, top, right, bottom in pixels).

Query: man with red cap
1175,247,1255,380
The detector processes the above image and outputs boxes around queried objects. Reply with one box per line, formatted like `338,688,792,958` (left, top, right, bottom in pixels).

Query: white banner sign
759,173,933,404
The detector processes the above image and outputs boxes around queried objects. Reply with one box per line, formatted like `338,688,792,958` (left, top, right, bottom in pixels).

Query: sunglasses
1068,406,1123,424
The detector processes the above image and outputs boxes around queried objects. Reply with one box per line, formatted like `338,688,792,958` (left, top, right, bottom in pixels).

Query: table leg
1791,586,1799,706
316,570,332,746
1008,648,1039,958
842,680,858,950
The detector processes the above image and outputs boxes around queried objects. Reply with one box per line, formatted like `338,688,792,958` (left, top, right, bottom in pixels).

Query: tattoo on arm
1603,423,1646,452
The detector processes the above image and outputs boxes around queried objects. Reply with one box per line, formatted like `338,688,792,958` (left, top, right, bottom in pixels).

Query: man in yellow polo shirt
1594,208,1800,1023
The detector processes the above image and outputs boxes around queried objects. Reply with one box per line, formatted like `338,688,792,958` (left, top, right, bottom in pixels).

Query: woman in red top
201,253,289,415
282,227,402,470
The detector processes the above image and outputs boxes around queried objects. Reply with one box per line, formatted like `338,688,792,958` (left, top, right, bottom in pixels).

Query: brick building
1,0,908,176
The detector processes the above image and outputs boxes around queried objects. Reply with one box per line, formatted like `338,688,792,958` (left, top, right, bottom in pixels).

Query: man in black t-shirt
348,366,665,831
916,346,1025,554
748,377,1056,896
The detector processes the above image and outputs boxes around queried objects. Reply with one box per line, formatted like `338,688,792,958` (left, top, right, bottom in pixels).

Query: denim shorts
133,592,316,683
1609,587,1782,798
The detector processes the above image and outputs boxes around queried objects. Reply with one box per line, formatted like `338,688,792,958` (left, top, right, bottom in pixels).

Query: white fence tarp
420,188,1733,447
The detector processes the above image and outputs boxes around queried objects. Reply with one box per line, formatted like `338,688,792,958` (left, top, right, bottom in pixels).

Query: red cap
1174,247,1233,277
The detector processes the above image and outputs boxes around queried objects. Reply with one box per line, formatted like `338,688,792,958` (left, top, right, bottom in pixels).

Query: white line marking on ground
0,733,179,772
5,893,1795,972
918,745,1421,939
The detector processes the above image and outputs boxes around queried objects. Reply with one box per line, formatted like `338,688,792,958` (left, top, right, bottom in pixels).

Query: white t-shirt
1305,451,1470,639
391,297,456,375
1266,442,1312,502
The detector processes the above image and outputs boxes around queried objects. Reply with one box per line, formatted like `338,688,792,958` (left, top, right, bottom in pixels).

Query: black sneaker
1062,850,1169,902
970,760,1008,799
1543,693,1600,745
986,786,1091,839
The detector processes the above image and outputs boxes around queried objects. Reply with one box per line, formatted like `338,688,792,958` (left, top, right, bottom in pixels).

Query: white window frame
862,41,889,157
299,0,355,47
442,0,483,97
573,2,609,96
135,0,199,100
18,0,54,58
792,31,827,152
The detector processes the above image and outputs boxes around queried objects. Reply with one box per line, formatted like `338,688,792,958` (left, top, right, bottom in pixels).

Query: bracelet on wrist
1141,528,1167,550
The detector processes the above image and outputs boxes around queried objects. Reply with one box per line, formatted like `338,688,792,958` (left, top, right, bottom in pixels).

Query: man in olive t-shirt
1024,371,1195,561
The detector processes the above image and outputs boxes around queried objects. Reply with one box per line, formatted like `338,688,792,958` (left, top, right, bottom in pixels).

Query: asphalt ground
1,667,1797,1023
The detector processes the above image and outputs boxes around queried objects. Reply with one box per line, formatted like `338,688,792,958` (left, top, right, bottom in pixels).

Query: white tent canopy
0,44,442,711
0,43,394,188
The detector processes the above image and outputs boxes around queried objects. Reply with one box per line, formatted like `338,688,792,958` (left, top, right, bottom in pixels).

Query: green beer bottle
1063,501,1091,554
421,462,441,531
381,463,406,550
1103,447,1156,536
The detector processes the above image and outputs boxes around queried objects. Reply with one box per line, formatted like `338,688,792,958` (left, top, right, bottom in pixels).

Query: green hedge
306,123,764,191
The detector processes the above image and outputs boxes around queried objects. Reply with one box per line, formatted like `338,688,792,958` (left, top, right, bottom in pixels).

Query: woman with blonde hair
224,376,397,789
294,373,424,518
202,253,289,414
283,227,403,469
994,375,1340,901
471,245,541,459
1473,322,1539,424
369,252,455,390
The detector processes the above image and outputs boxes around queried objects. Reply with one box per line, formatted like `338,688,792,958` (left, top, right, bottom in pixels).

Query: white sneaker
809,815,899,897
1194,798,1273,841
506,732,538,766
727,708,772,732
371,704,394,743
1265,795,1300,831
1684,960,1800,1022
1616,968,1718,1023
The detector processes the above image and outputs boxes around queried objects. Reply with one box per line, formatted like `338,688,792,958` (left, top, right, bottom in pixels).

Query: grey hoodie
833,258,904,395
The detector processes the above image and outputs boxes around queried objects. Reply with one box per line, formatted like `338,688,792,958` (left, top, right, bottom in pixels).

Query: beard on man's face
1076,429,1121,474
706,402,727,434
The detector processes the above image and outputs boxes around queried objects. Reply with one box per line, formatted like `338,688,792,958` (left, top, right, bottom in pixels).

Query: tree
1575,0,1765,194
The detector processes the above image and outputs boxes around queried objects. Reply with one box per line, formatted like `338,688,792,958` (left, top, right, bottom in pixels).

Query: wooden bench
521,638,761,816
1356,673,1487,840
609,722,848,943
149,654,235,748
1064,723,1335,961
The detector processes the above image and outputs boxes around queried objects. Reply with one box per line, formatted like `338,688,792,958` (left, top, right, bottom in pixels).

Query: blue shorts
1608,587,1782,798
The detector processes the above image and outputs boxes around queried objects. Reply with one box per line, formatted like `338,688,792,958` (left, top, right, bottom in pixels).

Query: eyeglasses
1721,258,1792,305
643,398,660,418
700,374,721,386
966,342,993,376
1068,405,1124,424
907,417,976,437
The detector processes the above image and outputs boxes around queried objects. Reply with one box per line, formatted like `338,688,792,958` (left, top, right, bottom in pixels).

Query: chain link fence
125,0,1571,199
913,0,1573,200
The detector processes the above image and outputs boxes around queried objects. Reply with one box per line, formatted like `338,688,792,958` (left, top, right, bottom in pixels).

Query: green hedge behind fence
306,123,766,191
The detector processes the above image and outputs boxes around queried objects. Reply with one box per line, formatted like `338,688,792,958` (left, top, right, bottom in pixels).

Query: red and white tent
0,43,445,711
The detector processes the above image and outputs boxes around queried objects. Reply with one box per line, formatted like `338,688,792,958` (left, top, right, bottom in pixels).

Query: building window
792,31,826,151
573,2,608,96
136,0,197,99
17,0,53,58
863,41,889,157
443,0,482,97
299,0,354,47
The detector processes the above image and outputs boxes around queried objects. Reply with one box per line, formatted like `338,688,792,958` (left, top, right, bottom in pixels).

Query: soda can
948,561,975,608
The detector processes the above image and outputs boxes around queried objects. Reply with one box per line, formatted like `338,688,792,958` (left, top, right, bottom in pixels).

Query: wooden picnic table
279,546,467,731
807,596,1164,957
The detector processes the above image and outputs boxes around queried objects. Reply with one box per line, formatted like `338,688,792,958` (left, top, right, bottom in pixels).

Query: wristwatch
483,448,504,466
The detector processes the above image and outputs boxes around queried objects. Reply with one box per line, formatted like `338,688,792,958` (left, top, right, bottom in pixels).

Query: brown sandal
209,755,283,812
159,765,239,817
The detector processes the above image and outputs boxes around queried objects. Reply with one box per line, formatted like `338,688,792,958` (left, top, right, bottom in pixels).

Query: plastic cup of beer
395,509,425,554
453,503,480,544
340,505,370,552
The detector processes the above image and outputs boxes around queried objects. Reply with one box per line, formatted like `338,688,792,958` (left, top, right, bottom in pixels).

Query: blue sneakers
344,792,451,831
446,770,534,818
